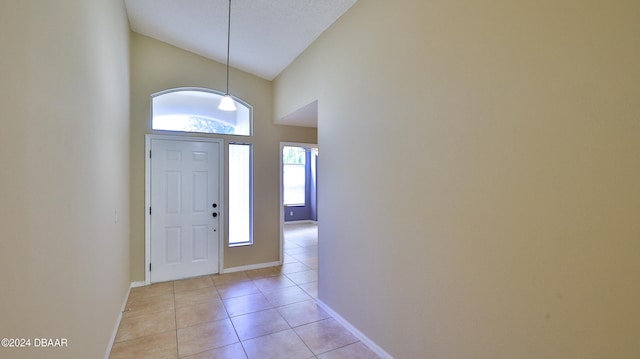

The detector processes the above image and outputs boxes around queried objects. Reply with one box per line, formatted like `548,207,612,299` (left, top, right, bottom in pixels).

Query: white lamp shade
218,95,237,111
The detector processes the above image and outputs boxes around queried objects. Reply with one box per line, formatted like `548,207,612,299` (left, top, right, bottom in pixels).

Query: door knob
212,212,218,217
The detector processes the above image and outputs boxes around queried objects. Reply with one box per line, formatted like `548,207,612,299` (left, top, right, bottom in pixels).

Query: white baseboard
284,220,317,225
222,261,282,274
104,282,139,359
316,299,394,359
130,281,146,288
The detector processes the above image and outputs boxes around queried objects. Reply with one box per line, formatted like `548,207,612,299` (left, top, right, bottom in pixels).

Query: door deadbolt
212,203,218,208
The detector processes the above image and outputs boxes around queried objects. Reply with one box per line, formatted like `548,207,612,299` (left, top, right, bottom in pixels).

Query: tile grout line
172,280,179,359
222,283,244,356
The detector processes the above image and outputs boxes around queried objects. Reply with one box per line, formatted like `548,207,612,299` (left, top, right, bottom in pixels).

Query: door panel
166,227,181,264
192,172,208,213
166,172,182,213
150,139,221,282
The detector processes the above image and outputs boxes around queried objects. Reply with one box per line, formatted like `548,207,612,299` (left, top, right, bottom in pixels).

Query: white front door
150,138,222,282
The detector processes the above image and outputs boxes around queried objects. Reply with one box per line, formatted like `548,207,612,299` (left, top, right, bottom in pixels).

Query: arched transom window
151,88,252,136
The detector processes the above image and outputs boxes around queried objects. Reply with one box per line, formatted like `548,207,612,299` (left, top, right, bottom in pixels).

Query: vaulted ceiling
125,0,358,81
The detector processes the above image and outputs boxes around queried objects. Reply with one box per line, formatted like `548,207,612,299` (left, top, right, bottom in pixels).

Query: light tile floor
110,223,379,359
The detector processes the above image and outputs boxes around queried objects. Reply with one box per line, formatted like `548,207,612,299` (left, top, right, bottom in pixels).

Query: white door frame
145,134,225,284
279,142,318,264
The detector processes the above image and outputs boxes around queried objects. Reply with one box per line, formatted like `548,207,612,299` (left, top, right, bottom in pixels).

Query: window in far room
283,146,306,206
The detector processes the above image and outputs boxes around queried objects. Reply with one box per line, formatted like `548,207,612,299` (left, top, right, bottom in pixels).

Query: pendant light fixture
218,0,237,111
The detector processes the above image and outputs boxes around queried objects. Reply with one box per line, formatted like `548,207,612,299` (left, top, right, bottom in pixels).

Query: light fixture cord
225,0,231,95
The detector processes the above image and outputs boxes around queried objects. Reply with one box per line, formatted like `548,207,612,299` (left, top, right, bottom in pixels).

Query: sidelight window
229,143,253,246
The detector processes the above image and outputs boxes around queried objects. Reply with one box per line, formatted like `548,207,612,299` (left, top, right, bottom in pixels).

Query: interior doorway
280,142,318,264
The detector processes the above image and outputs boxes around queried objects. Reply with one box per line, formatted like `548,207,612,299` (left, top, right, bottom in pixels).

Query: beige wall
274,0,640,358
0,1,131,358
129,33,317,281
